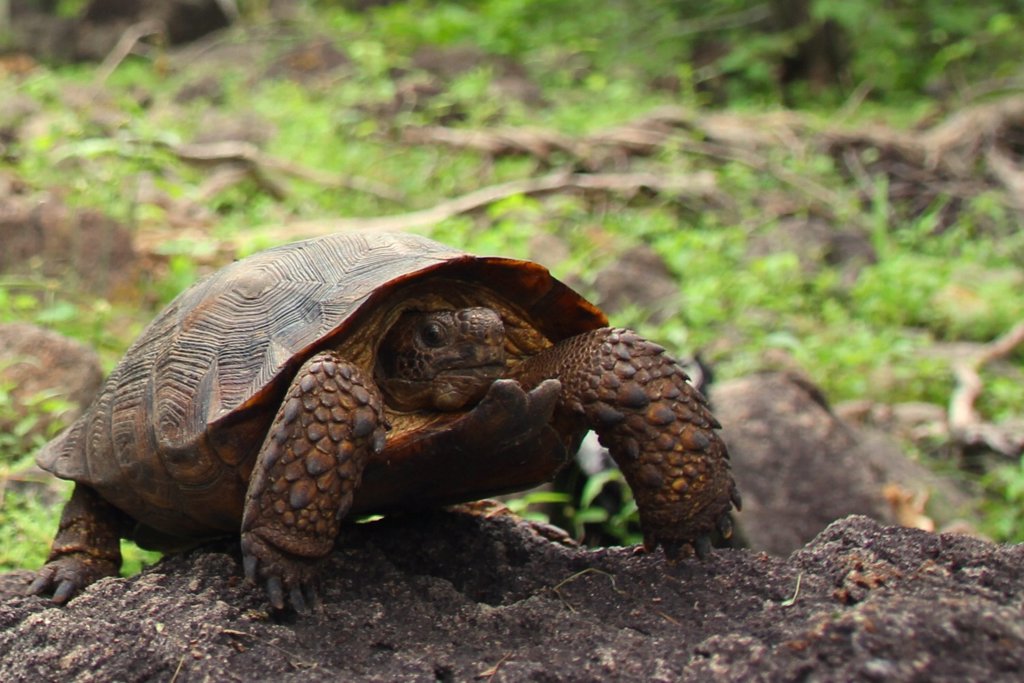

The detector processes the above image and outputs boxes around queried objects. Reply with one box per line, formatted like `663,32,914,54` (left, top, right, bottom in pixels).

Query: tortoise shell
37,232,607,546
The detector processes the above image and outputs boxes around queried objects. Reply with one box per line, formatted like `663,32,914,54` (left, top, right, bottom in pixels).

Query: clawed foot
241,531,321,612
483,378,562,424
448,378,562,452
643,510,737,562
27,554,119,604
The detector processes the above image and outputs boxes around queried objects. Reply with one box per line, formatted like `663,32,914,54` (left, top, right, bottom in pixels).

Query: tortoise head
375,307,506,412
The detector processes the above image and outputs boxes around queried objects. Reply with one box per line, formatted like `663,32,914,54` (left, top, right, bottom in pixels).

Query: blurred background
1,0,1022,572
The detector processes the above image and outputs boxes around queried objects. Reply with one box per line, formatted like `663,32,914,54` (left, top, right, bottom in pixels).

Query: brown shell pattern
36,232,605,537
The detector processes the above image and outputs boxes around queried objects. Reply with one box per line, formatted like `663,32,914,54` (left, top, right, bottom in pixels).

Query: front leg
241,351,387,611
512,328,739,559
428,378,562,455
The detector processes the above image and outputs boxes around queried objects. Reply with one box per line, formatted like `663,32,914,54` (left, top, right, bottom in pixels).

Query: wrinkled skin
31,306,737,612
376,307,507,411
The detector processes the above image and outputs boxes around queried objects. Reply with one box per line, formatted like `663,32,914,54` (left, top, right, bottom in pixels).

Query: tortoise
30,231,739,611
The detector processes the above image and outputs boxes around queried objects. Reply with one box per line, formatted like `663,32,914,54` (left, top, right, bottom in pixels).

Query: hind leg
28,484,126,603
240,351,387,611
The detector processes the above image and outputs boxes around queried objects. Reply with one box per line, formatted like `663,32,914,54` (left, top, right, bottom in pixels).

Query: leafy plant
0,487,61,572
505,469,641,546
571,469,642,546
0,378,76,469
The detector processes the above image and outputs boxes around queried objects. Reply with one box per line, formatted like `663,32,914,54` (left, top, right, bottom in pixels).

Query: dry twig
256,171,706,247
402,97,1024,217
258,170,715,237
169,141,406,204
949,320,1024,458
550,567,625,612
401,108,839,207
985,146,1024,209
401,126,578,161
920,96,1024,173
135,169,715,257
476,653,513,680
96,20,164,84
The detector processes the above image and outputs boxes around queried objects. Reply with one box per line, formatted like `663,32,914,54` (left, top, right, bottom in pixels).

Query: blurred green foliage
983,457,1024,541
319,0,1024,105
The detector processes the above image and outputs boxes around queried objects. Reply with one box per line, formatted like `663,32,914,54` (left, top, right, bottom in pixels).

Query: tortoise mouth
416,363,507,411
434,361,506,377
430,363,507,389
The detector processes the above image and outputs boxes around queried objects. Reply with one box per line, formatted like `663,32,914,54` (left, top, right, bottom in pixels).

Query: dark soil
1,511,1021,682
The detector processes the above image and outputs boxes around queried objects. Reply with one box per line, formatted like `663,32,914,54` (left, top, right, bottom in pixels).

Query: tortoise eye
419,321,448,348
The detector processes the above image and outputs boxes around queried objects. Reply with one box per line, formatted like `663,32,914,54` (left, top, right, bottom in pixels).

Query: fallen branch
401,126,579,161
401,108,837,207
403,107,807,164
985,146,1024,209
920,96,1024,173
176,145,289,201
401,98,1024,219
96,20,164,84
136,169,717,256
168,140,407,204
402,107,704,167
949,320,1024,458
252,169,717,242
192,164,257,202
823,96,1024,183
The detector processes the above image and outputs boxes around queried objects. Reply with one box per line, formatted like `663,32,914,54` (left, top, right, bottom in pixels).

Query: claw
242,532,323,612
717,515,734,540
531,378,562,402
289,585,308,613
26,572,51,597
694,534,713,561
266,576,285,611
482,379,529,415
52,580,76,605
243,554,258,583
303,584,321,611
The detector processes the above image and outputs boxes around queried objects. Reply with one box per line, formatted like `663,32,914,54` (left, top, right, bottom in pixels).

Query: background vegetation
1,0,1022,571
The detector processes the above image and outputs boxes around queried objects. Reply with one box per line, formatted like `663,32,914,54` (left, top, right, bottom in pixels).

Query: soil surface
1,510,1021,682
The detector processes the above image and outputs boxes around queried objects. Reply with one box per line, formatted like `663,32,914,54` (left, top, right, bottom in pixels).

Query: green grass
0,487,63,572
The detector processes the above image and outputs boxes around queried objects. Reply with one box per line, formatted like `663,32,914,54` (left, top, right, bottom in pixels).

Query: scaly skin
511,328,739,558
28,484,126,603
240,351,387,611
376,307,506,411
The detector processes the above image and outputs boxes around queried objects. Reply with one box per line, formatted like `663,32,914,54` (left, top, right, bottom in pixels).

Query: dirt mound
1,511,1020,681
